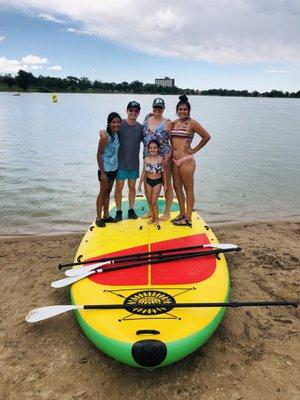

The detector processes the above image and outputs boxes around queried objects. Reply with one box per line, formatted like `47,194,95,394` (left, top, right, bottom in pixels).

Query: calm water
0,93,299,235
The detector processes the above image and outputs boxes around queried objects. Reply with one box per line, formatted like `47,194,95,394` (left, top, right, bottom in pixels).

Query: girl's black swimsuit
145,176,163,187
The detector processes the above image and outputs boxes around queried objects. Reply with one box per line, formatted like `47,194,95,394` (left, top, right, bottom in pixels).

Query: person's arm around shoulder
143,113,153,124
187,119,211,154
164,119,173,133
97,132,108,181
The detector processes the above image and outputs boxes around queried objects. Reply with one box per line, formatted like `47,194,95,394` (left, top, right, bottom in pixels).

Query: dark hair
147,139,160,149
107,112,121,140
176,94,191,117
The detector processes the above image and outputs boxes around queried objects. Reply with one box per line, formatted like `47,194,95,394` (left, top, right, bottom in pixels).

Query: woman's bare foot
159,212,170,221
147,219,155,225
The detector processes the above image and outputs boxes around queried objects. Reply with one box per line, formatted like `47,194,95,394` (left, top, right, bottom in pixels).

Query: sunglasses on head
128,108,140,113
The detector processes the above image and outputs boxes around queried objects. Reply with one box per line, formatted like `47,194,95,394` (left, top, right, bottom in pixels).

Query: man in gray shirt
115,101,143,220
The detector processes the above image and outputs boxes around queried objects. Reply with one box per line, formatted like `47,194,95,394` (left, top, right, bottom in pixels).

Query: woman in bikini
171,95,211,227
138,140,167,228
96,112,121,227
142,98,173,220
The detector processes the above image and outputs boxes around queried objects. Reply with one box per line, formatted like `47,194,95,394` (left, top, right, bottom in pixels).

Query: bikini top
170,119,194,143
145,157,163,174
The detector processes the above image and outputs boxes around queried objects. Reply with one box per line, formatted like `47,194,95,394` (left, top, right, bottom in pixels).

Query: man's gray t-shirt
118,119,143,170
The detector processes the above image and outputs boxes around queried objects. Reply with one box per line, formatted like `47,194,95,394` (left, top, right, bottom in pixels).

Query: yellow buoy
52,94,58,103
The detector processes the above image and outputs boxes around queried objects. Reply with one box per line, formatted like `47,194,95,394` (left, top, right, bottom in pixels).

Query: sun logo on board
124,290,175,315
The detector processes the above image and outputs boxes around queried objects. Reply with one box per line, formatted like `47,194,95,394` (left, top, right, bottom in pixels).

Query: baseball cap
127,101,141,110
152,98,165,108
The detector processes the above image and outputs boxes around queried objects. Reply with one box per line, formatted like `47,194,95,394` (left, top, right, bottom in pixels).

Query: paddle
51,268,103,288
65,261,110,277
58,243,239,270
25,301,298,323
52,247,241,288
64,244,240,277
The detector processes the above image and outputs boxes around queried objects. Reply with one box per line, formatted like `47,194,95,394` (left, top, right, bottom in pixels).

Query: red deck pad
88,234,216,286
151,234,216,284
89,244,148,285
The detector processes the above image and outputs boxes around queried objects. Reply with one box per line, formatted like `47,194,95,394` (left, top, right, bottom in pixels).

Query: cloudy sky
0,0,299,91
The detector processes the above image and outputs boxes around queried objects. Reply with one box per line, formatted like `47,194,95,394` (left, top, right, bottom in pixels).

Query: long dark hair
106,112,121,140
176,94,191,117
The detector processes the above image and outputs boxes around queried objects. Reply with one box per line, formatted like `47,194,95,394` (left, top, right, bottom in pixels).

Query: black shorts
98,169,118,183
145,176,163,188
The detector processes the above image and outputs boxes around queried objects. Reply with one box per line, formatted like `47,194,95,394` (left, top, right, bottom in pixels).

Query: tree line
200,88,300,98
0,70,299,98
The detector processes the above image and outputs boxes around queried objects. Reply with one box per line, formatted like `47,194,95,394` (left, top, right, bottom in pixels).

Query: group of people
96,95,211,229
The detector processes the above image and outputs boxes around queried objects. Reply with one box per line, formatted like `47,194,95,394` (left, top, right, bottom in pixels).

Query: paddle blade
204,243,239,250
65,261,110,277
51,270,95,288
25,305,82,323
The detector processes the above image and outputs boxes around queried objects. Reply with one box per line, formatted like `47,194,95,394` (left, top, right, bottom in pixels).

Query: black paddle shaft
83,301,298,310
58,244,241,269
98,247,240,274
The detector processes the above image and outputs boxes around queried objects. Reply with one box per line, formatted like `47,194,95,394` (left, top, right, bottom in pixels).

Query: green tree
252,90,261,97
4,74,15,89
79,77,92,90
130,80,144,92
17,70,34,90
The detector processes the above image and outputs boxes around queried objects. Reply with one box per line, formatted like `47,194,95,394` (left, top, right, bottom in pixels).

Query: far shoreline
2,90,300,99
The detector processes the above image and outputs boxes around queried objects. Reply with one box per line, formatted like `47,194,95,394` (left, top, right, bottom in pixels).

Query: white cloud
47,65,62,70
39,13,68,24
67,27,90,35
0,35,5,42
0,54,62,73
30,65,43,70
0,56,22,73
21,54,48,65
1,0,300,64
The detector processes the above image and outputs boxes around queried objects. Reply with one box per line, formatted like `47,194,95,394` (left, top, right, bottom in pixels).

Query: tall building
155,77,175,88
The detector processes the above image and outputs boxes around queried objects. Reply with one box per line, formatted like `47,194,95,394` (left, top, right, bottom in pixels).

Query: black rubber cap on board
132,340,167,367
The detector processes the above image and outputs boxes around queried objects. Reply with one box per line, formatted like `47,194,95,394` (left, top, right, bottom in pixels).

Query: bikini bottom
145,176,163,188
172,154,194,167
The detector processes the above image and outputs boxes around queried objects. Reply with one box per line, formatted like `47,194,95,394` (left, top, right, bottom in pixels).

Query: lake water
0,93,299,235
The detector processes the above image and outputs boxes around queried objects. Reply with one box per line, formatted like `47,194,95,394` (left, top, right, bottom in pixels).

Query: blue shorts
116,169,139,181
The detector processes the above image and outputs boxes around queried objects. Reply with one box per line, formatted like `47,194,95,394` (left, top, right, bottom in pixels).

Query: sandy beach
0,221,299,400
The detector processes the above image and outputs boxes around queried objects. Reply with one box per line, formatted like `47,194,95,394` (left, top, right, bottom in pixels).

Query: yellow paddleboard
70,197,230,368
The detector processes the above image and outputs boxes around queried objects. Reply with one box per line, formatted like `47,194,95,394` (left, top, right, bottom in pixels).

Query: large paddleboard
70,197,230,368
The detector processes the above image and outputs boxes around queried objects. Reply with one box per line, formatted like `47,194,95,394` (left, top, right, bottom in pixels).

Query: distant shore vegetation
1,69,299,98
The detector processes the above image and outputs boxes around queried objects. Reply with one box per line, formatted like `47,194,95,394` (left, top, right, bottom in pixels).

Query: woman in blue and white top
96,112,121,227
142,98,173,220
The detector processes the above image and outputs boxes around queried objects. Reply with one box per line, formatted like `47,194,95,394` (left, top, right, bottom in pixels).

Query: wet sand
0,221,299,400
